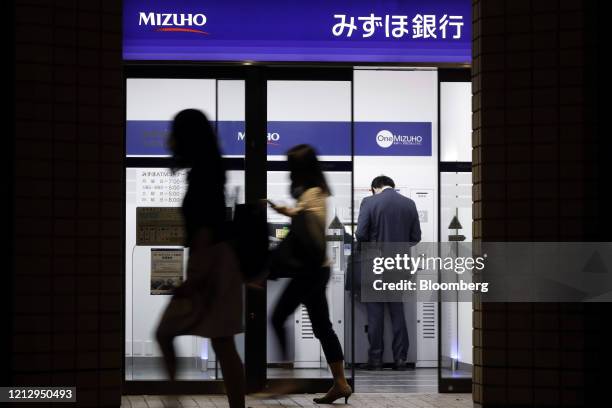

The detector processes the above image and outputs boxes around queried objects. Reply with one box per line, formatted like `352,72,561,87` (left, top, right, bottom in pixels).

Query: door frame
437,68,473,393
122,64,355,395
122,64,474,395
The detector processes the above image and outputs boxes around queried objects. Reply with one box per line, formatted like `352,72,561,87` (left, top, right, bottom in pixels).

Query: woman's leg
155,322,177,381
304,268,352,403
211,336,245,408
304,290,348,386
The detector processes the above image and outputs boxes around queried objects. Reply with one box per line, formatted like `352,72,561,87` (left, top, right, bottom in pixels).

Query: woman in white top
269,144,352,404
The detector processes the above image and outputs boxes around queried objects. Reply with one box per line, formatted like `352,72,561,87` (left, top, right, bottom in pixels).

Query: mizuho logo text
376,130,423,149
138,12,209,35
237,132,280,146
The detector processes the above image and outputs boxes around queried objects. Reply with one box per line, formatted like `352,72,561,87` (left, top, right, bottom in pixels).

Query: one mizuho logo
138,12,209,34
376,130,423,148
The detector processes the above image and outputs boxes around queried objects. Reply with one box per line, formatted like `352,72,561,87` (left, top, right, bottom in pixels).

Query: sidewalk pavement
122,393,472,408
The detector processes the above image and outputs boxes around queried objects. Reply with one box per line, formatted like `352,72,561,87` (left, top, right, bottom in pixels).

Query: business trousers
366,302,409,363
271,266,344,363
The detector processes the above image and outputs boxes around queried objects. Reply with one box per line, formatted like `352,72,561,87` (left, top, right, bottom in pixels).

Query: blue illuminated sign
123,0,471,63
126,120,431,157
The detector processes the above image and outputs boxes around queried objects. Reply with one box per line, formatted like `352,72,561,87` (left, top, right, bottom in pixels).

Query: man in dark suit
356,175,421,370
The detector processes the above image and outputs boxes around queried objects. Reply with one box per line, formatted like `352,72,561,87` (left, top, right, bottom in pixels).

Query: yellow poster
137,207,185,246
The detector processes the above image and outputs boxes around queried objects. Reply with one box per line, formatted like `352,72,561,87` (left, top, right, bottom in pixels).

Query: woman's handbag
268,210,326,279
230,202,269,282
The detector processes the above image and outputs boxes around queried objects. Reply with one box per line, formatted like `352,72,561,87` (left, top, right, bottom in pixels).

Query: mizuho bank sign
376,130,423,149
138,12,209,34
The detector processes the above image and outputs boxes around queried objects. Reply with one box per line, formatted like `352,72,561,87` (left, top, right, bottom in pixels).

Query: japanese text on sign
332,14,464,39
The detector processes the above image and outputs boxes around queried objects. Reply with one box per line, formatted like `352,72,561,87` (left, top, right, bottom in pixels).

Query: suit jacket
356,188,421,245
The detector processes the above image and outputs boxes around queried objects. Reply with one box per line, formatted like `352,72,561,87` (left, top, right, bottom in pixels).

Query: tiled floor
354,369,437,393
122,393,473,408
126,358,449,393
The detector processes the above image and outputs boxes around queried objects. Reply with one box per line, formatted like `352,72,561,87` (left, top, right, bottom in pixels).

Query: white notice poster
150,248,184,295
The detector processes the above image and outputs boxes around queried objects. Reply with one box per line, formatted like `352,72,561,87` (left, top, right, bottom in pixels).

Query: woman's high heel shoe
313,384,352,404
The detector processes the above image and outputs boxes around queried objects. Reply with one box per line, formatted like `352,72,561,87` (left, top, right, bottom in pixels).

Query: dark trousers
366,302,409,362
271,266,344,363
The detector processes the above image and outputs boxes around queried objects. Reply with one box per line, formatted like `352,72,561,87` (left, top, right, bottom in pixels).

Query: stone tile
121,396,132,408
122,393,472,408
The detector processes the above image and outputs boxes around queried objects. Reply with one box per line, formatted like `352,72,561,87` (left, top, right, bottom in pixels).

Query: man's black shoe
393,359,409,371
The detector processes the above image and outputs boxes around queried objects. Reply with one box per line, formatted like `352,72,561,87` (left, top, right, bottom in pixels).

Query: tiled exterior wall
13,0,123,406
11,0,602,407
472,0,602,407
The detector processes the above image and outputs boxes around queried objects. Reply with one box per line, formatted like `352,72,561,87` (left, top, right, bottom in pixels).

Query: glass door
124,72,246,393
263,74,355,392
122,66,472,396
438,74,473,393
123,67,356,394
351,67,440,393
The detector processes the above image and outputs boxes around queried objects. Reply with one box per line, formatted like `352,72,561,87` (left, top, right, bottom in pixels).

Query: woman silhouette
269,144,352,404
155,109,245,408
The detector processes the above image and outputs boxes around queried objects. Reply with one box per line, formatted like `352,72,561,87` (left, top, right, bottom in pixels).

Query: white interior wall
218,80,245,121
440,79,473,367
267,81,351,122
440,171,473,366
125,167,193,358
440,82,472,162
126,78,217,358
125,169,245,360
267,80,351,161
124,73,473,369
458,302,472,365
126,78,217,121
353,69,439,366
265,79,352,363
353,69,439,242
125,79,245,362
